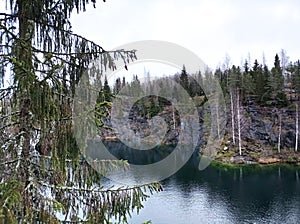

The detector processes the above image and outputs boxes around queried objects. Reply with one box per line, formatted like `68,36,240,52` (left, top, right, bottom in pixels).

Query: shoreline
210,159,300,171
101,138,300,166
213,149,300,166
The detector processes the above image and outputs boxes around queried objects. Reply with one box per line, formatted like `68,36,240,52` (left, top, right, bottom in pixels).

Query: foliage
0,0,162,223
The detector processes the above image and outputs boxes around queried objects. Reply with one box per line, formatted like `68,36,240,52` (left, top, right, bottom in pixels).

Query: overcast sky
70,0,300,73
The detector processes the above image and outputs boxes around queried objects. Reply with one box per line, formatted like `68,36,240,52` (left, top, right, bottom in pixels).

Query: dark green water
97,141,300,223
128,162,300,224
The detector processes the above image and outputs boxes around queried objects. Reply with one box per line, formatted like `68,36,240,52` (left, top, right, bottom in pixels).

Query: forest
0,0,299,223
102,52,300,161
0,1,162,223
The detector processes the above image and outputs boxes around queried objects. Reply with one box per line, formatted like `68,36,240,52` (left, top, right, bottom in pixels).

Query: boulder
258,157,281,164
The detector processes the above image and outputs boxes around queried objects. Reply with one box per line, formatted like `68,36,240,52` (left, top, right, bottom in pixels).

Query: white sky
2,0,299,85
70,0,300,74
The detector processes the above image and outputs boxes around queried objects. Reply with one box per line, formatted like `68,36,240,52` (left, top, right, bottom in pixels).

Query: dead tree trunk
230,90,235,145
172,104,176,130
296,103,299,152
278,111,282,153
237,91,242,156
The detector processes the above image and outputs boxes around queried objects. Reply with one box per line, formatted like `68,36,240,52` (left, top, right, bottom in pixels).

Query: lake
126,161,300,224
96,141,300,223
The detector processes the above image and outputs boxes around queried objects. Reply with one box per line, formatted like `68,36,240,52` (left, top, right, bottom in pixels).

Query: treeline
96,51,300,155
215,53,300,107
99,51,300,108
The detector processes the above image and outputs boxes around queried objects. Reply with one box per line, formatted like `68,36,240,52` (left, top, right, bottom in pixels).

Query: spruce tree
290,60,300,100
251,59,269,104
179,65,189,93
114,77,122,94
103,75,112,102
241,60,254,102
0,1,161,223
269,54,288,106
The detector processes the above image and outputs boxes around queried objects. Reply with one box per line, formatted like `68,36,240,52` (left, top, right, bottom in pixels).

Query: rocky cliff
217,104,300,164
100,100,300,165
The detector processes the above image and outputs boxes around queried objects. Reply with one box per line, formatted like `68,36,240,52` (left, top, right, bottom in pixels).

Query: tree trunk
172,104,176,130
296,103,299,152
216,95,220,140
17,0,33,220
237,91,242,156
230,90,235,145
278,111,281,153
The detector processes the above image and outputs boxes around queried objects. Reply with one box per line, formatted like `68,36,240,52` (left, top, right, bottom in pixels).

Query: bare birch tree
230,90,236,145
278,111,282,153
237,91,242,156
296,103,299,152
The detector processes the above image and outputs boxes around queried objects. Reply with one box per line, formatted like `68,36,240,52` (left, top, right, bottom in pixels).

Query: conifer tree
179,65,189,93
114,77,122,94
269,54,288,106
241,60,254,102
0,1,161,223
251,59,269,104
103,75,112,102
291,60,300,99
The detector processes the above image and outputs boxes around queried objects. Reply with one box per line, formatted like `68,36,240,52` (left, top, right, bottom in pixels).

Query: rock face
101,99,300,164
217,104,300,164
102,100,205,147
241,106,298,149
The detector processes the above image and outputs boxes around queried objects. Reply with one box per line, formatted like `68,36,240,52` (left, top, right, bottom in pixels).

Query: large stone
258,157,281,164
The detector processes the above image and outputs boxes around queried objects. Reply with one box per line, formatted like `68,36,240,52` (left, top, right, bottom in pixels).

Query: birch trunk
172,104,176,130
237,91,242,156
216,98,220,139
296,103,298,152
230,90,235,145
278,111,281,153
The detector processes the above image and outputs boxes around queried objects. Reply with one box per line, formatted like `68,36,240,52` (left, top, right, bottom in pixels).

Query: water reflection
98,142,300,223
128,158,300,224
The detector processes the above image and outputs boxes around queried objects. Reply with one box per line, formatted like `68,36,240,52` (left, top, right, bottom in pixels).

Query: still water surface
127,162,300,224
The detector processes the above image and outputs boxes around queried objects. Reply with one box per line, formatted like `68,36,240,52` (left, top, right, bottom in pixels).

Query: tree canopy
0,1,161,223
